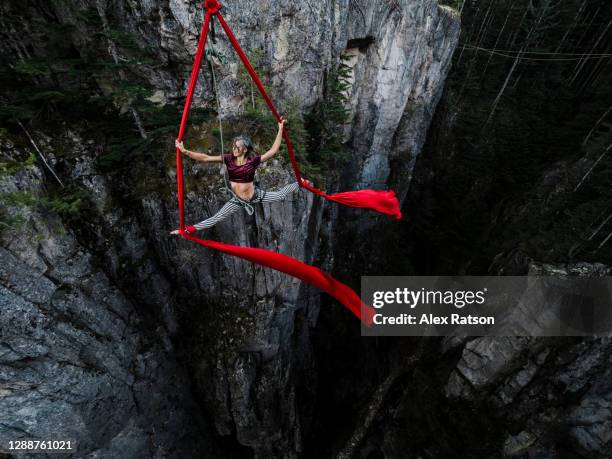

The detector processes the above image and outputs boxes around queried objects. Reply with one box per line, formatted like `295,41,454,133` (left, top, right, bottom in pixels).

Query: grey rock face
0,154,216,457
568,365,612,455
343,3,459,199
1,0,460,456
443,263,612,458
347,264,612,458
328,2,459,273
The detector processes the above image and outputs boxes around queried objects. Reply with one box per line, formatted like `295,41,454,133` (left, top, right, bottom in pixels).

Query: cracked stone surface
0,161,216,457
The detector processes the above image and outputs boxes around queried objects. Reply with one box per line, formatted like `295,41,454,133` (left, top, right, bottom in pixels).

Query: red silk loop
204,0,221,14
174,6,393,323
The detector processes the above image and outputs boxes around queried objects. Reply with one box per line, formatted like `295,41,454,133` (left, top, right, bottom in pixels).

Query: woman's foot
170,226,197,235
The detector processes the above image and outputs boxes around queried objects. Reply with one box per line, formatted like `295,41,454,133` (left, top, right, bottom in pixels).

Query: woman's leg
190,199,242,231
181,182,305,233
253,182,301,203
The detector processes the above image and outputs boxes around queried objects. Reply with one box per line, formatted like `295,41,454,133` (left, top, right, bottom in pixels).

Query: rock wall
0,137,218,458
0,0,460,456
443,263,612,457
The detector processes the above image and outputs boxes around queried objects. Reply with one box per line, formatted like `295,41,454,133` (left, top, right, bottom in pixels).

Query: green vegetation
437,0,462,11
76,6,103,28
0,187,86,236
237,47,264,111
14,61,51,78
305,54,353,183
0,189,85,216
0,213,25,232
97,99,209,171
0,152,36,176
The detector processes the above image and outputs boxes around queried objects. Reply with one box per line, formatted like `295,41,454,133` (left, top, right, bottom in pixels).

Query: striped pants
191,182,301,231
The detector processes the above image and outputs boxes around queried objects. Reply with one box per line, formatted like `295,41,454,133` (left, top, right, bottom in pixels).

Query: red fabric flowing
182,233,375,325
174,1,387,324
176,11,212,229
300,182,402,220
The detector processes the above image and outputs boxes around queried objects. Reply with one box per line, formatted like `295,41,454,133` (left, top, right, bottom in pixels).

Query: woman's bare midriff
231,181,255,201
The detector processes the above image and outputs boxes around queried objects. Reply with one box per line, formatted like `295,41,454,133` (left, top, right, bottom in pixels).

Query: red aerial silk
182,233,376,325
175,0,400,325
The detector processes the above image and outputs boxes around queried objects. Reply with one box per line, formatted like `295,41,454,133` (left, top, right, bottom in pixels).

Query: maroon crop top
223,153,261,183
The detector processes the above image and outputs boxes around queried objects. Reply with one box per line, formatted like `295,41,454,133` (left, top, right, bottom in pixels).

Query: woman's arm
176,140,223,163
260,117,287,162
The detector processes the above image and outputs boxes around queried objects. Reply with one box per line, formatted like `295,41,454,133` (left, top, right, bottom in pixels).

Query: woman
171,117,309,235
